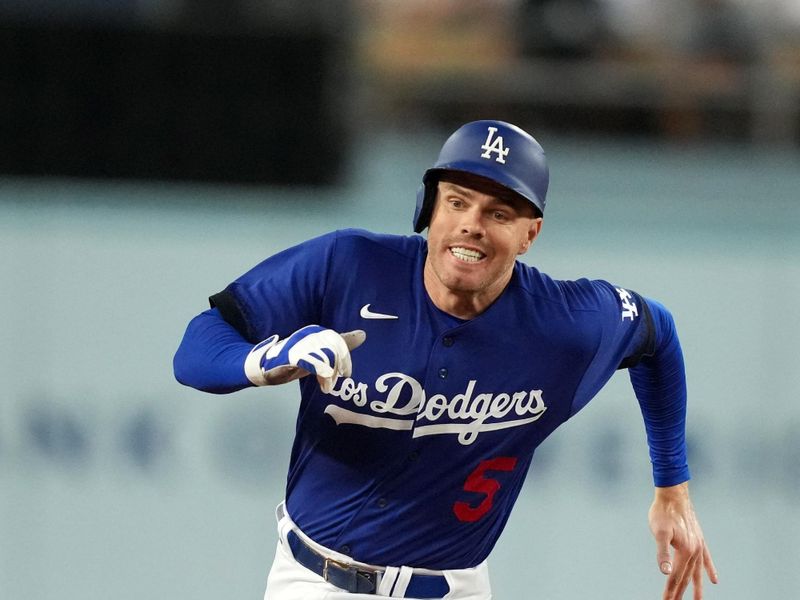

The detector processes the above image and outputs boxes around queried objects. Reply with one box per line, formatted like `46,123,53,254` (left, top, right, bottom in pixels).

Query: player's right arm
173,307,364,395
173,231,368,395
173,307,257,394
173,231,335,394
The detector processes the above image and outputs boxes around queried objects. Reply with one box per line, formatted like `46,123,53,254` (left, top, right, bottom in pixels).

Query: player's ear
518,218,543,254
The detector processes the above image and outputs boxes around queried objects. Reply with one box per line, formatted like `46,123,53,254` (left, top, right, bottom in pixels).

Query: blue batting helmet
413,120,549,232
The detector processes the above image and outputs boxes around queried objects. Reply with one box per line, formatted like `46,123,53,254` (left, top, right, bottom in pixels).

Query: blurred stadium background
1,1,798,599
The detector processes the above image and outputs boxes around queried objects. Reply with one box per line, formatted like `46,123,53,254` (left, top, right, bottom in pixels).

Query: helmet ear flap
412,180,436,233
413,184,426,232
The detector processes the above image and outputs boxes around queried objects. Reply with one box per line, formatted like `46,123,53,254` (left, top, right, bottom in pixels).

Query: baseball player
174,120,718,600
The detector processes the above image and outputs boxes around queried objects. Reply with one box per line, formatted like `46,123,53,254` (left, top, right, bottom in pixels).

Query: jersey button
340,545,351,555
442,336,454,347
377,497,388,508
408,451,419,462
438,368,448,379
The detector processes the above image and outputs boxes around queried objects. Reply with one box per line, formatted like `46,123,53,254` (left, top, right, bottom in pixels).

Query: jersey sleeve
566,279,655,417
208,231,340,342
173,231,342,394
564,280,689,487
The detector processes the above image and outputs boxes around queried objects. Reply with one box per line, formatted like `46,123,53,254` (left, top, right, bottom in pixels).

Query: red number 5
453,457,518,522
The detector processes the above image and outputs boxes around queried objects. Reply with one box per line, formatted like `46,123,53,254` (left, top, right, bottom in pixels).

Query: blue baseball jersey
176,228,689,571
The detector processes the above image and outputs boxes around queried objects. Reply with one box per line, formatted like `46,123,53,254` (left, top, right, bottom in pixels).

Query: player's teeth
450,247,483,262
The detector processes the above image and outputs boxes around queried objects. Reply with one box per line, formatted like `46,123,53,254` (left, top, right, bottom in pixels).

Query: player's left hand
649,482,718,600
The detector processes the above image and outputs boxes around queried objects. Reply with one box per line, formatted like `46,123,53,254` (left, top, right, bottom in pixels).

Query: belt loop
392,566,413,597
275,501,294,555
377,566,399,596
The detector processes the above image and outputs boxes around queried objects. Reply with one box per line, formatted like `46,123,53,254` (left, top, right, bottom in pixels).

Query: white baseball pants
263,503,492,600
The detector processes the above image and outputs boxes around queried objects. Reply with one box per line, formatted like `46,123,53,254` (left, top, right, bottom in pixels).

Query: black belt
286,530,450,598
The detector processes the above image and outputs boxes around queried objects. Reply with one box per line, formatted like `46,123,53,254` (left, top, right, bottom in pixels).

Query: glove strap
244,336,279,386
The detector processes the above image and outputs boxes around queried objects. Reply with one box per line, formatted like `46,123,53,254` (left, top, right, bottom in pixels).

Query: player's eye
449,198,465,209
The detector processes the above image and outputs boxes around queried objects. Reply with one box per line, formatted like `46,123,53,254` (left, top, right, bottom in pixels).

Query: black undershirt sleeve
209,289,251,340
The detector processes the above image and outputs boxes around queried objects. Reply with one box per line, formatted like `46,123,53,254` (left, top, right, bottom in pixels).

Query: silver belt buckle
323,556,352,582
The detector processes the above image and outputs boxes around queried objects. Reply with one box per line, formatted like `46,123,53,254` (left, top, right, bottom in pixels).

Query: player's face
424,175,542,318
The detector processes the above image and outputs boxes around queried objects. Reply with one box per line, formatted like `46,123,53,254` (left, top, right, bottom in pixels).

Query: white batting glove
244,325,366,393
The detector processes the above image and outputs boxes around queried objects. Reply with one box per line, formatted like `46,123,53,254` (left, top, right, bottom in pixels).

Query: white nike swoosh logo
360,304,399,320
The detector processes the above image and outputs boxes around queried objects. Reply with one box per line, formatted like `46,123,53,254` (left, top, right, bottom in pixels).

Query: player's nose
459,207,486,237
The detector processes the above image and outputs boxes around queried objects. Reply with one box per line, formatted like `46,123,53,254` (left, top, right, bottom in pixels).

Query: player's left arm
628,297,718,599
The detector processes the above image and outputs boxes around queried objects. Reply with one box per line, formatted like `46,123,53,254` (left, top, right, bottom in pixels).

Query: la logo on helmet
480,126,510,164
